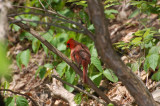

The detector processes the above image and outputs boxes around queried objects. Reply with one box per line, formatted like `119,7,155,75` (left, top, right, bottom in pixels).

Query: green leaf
56,62,67,77
42,44,48,55
32,38,40,53
74,93,82,104
91,56,103,72
88,24,95,31
143,29,150,38
149,46,160,54
64,84,74,92
148,54,159,71
145,41,152,48
64,67,75,92
42,32,53,42
65,68,75,83
108,103,114,106
29,16,40,27
144,58,150,72
39,67,47,79
16,53,22,69
16,96,28,106
134,30,144,36
90,45,98,57
0,43,11,75
11,24,20,31
151,71,160,81
69,68,75,84
105,9,118,19
3,81,9,89
5,97,15,106
131,62,139,72
57,43,66,51
75,1,87,7
35,66,42,78
90,73,102,86
20,32,34,41
128,9,139,19
53,0,60,3
44,63,53,69
131,37,142,45
20,49,30,67
105,9,118,14
103,69,118,82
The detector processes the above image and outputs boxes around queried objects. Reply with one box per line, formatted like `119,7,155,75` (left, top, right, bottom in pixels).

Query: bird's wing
71,49,82,65
78,48,91,64
80,44,91,58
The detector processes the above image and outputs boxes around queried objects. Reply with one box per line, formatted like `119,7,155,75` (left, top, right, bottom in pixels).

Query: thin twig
52,75,106,105
12,5,56,14
38,0,45,9
10,18,84,34
0,89,38,106
11,5,94,40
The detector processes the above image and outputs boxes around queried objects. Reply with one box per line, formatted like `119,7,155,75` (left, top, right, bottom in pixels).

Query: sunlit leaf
131,37,142,45
151,71,160,81
42,44,48,55
103,69,118,82
20,49,30,67
0,43,11,75
90,73,102,86
143,29,150,38
149,46,160,54
74,93,82,104
144,57,150,72
56,62,67,77
42,32,53,42
131,62,139,72
16,96,28,106
128,9,139,19
148,54,159,71
5,97,15,106
44,63,53,69
91,56,103,72
64,67,75,92
32,38,40,53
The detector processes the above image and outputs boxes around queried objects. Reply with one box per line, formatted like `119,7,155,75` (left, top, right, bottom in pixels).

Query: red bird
67,38,91,83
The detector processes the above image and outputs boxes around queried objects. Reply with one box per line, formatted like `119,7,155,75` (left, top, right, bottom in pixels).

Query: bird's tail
83,68,87,83
82,61,88,83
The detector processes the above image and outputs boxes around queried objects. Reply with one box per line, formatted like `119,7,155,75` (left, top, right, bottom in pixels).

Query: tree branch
0,89,38,106
87,0,157,106
10,19,116,105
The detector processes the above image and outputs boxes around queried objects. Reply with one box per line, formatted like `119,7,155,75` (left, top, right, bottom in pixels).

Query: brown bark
87,0,157,106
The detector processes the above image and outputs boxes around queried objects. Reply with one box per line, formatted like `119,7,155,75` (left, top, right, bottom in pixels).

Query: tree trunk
87,0,157,106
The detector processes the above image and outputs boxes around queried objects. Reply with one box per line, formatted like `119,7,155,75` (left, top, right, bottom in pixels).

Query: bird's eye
67,43,70,46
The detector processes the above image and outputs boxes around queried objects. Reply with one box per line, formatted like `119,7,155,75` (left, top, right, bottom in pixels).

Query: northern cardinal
67,38,91,83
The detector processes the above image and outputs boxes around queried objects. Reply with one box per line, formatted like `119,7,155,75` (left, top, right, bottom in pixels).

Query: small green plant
5,95,29,106
115,28,160,81
104,0,119,19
